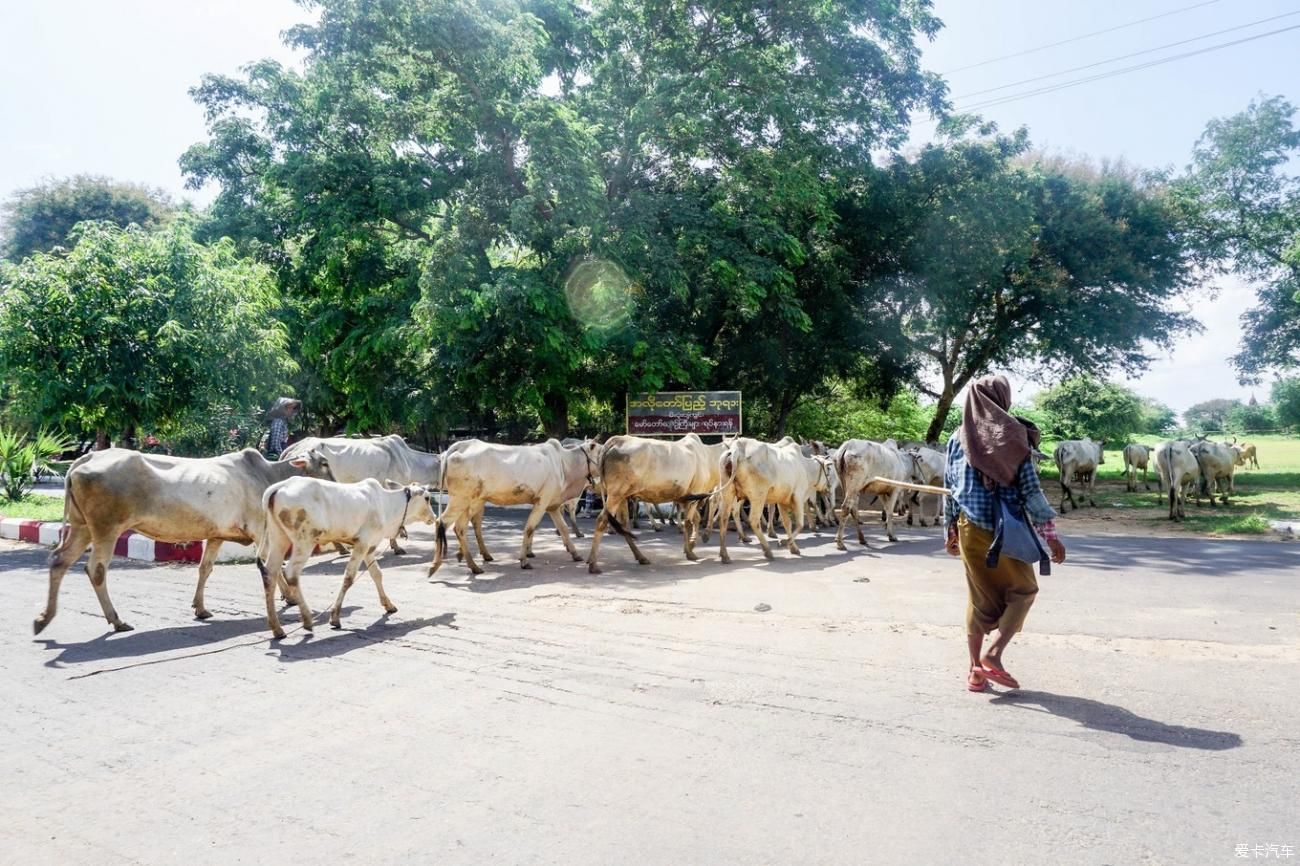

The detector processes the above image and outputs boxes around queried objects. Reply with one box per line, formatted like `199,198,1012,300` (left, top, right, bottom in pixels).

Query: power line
952,9,1300,101
952,23,1300,114
942,0,1222,74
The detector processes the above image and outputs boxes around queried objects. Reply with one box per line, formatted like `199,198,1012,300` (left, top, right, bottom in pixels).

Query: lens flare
563,258,636,331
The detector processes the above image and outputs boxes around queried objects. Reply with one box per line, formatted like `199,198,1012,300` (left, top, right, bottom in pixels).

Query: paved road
2,515,1296,865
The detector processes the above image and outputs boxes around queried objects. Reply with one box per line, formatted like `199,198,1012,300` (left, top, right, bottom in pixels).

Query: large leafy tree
1034,377,1143,444
0,175,173,261
182,0,943,437
1181,96,1300,379
1183,397,1242,432
845,132,1204,441
0,220,293,444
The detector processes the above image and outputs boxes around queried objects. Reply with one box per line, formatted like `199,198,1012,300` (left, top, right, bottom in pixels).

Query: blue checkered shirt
944,436,1058,541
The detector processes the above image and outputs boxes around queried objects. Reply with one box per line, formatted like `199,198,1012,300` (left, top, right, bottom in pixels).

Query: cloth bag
985,485,1051,576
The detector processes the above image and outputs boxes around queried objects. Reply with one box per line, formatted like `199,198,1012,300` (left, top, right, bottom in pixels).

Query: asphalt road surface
2,513,1296,866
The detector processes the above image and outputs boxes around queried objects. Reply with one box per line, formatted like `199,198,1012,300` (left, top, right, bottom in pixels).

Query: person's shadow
990,690,1242,750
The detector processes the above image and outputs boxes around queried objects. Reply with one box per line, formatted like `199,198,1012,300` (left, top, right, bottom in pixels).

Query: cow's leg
1143,465,1151,491
517,503,549,569
748,496,774,561
471,506,494,562
283,551,314,631
367,553,398,614
734,501,751,542
834,490,852,551
329,546,371,628
681,500,702,561
766,504,778,539
563,498,583,539
84,533,132,633
546,506,583,562
586,500,619,574
1059,480,1075,513
262,541,290,639
602,496,651,566
783,502,802,556
454,511,485,574
388,532,405,556
717,492,736,563
883,490,902,542
1087,472,1098,507
34,522,93,634
192,539,222,620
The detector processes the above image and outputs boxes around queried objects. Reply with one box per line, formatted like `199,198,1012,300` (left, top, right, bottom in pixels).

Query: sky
1,0,1297,414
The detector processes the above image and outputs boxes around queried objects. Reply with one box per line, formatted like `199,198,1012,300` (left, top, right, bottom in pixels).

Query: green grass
0,494,67,523
1037,433,1300,537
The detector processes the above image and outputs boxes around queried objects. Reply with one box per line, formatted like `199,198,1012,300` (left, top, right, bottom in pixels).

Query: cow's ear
289,457,309,469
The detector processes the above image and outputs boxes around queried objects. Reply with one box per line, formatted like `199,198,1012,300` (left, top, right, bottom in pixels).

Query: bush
1034,377,1143,443
1228,402,1276,433
786,384,931,443
157,405,266,457
0,426,74,501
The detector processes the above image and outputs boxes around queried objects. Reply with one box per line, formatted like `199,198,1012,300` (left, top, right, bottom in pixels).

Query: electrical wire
941,0,1222,73
953,9,1300,101
953,23,1300,113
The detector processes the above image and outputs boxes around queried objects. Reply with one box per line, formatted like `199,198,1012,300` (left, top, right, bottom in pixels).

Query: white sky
1,0,1296,413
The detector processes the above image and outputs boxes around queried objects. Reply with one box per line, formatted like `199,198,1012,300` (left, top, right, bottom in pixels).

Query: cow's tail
605,508,633,539
258,489,284,580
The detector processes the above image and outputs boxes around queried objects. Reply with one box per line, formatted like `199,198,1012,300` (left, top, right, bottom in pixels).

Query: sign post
625,391,742,436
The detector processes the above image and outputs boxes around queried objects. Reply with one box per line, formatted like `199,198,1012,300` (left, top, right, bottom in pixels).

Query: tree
0,220,294,445
1138,397,1177,436
1034,377,1143,444
1271,377,1300,430
1,175,172,261
1182,398,1241,432
1180,96,1300,379
845,134,1204,441
182,0,944,436
1227,401,1275,433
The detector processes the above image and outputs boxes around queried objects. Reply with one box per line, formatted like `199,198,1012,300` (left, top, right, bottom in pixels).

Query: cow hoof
483,554,495,562
635,557,650,566
113,621,134,633
392,546,406,556
686,552,699,561
720,555,731,564
469,567,485,576
330,620,342,630
520,560,532,570
194,609,213,621
33,616,50,635
271,629,286,640
588,564,602,575
526,552,535,558
835,543,846,552
763,551,775,561
570,553,583,562
887,536,897,543
789,548,801,556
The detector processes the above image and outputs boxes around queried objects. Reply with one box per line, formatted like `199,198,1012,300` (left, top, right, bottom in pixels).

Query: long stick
866,477,951,496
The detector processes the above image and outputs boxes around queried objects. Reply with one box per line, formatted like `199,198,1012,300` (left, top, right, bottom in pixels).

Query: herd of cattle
1052,434,1260,520
30,429,1259,639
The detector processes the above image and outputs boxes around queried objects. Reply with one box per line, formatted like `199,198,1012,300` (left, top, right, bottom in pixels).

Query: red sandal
980,663,1019,689
967,668,989,692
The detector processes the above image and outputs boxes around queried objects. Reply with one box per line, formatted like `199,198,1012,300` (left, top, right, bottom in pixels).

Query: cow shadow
990,690,1243,751
33,606,364,667
267,612,458,662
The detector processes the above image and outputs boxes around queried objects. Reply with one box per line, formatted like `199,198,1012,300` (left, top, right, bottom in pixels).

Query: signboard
626,391,742,436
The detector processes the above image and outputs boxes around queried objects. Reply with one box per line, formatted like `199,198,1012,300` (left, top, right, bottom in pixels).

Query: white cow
430,438,601,575
586,434,718,573
1122,443,1154,492
1053,438,1106,512
35,447,334,635
280,435,441,554
1155,440,1199,521
903,446,946,528
715,437,823,562
260,479,438,638
1189,440,1242,506
833,439,913,547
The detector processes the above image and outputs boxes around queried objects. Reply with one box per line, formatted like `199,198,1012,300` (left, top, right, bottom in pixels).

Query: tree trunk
925,389,957,444
95,429,109,451
539,392,569,440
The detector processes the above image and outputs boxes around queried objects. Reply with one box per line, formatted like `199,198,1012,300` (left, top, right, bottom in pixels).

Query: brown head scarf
958,375,1032,488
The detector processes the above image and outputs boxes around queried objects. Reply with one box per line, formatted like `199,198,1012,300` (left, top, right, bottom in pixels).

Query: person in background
264,397,302,460
944,375,1066,693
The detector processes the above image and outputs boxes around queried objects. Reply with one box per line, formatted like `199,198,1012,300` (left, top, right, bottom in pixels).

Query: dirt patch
1055,503,1291,541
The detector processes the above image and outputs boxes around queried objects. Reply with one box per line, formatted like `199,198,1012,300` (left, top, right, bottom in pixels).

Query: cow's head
405,484,439,525
289,448,334,481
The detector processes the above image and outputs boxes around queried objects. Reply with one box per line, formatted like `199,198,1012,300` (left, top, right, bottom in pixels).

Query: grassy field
1037,433,1300,536
0,494,67,523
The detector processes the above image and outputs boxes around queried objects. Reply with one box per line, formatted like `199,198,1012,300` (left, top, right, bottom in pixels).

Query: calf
260,479,437,638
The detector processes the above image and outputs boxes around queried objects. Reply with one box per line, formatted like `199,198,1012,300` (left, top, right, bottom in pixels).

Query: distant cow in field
1053,438,1105,512
35,447,333,635
1122,443,1154,492
1190,439,1242,506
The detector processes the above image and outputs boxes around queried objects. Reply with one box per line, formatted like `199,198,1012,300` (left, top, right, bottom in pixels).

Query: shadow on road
990,690,1244,750
34,607,362,667
268,612,458,662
